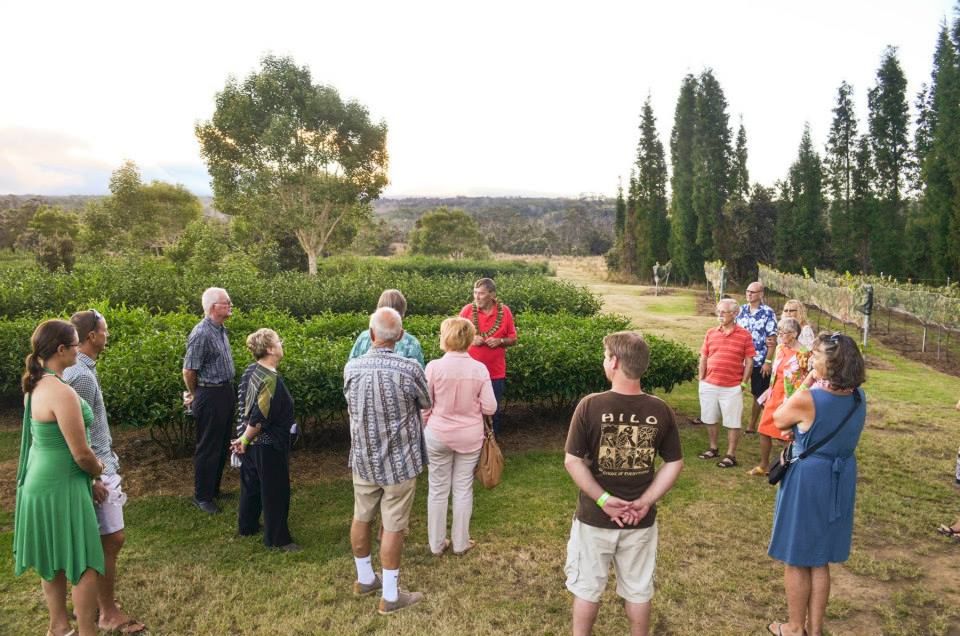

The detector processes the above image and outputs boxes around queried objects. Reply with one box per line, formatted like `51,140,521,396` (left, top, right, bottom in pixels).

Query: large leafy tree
668,74,698,281
718,184,776,283
84,161,202,254
408,207,489,259
196,55,388,275
630,96,670,278
25,206,81,272
867,47,910,275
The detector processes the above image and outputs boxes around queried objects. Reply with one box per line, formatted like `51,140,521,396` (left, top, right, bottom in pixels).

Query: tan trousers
425,428,481,554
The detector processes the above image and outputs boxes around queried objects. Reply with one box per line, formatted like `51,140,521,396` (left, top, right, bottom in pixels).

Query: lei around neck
471,302,504,338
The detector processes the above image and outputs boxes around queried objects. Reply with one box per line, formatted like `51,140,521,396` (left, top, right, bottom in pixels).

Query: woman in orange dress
748,318,810,476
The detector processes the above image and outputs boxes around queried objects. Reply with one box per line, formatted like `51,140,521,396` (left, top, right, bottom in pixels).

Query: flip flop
936,524,960,537
767,621,806,636
100,616,146,635
747,466,768,476
431,538,451,556
697,448,720,459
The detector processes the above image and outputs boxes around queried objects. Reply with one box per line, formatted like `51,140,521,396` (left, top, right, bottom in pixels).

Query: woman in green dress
14,319,106,636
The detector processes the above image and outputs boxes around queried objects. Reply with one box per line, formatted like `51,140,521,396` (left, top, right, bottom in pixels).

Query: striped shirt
184,317,235,385
63,352,119,475
700,325,756,387
344,347,432,486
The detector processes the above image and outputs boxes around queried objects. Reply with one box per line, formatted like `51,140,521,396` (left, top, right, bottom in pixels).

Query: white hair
201,287,228,315
369,307,403,343
717,298,738,313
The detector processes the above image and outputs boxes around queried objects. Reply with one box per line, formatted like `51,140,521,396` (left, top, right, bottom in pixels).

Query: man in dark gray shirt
183,287,235,514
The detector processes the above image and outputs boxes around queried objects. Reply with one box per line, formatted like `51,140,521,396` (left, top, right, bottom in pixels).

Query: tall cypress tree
691,69,732,265
920,24,960,282
614,179,626,239
623,170,638,276
668,74,698,281
633,96,670,278
850,136,879,272
730,120,750,202
867,46,910,275
776,125,826,273
824,81,858,270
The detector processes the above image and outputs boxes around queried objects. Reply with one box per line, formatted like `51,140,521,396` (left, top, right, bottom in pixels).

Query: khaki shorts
94,473,127,536
352,475,417,533
564,517,658,604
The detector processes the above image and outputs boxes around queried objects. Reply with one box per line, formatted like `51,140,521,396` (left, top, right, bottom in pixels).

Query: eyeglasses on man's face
215,301,233,308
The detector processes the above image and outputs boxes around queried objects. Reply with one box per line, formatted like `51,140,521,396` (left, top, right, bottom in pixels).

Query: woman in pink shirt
424,317,498,556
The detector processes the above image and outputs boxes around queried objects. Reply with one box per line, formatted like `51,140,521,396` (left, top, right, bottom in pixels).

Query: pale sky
1,0,955,198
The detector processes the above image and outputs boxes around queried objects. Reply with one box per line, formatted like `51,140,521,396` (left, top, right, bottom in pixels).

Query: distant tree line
612,6,960,287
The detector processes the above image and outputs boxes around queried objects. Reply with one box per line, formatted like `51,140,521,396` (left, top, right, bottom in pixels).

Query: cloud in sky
0,128,213,195
0,0,956,197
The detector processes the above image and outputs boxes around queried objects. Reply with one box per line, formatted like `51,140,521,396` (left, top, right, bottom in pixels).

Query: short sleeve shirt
459,302,517,380
564,391,683,529
349,331,425,368
184,317,235,385
700,325,756,387
736,303,777,367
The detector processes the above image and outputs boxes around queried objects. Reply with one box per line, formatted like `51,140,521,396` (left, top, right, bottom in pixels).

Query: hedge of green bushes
0,257,578,318
0,309,698,442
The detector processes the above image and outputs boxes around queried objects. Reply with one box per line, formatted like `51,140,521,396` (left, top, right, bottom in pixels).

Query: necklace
471,302,504,338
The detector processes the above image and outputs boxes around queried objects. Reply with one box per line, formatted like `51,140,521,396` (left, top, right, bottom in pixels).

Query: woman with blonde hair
231,328,299,551
14,319,105,636
423,317,498,556
781,300,815,350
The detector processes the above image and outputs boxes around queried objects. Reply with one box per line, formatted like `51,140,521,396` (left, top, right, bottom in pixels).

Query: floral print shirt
736,303,777,367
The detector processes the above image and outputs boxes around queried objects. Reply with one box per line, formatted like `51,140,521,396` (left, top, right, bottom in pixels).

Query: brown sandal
717,455,738,468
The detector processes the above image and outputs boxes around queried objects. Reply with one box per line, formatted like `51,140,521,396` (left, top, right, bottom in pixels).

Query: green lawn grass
1,263,959,635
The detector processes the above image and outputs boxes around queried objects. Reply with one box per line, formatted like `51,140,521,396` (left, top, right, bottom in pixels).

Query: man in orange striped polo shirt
696,298,755,469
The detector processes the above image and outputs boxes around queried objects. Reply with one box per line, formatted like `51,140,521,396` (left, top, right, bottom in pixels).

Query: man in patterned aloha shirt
736,282,777,433
344,307,432,615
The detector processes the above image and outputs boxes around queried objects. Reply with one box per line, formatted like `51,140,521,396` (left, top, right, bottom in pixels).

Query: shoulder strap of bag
796,389,862,460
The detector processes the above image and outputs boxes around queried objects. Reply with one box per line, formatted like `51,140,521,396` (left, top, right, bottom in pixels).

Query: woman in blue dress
766,333,866,636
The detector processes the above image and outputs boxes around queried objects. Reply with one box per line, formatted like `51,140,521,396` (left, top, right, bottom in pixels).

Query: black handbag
768,390,861,486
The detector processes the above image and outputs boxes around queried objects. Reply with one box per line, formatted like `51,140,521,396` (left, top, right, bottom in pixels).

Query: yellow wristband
240,434,251,446
596,491,611,507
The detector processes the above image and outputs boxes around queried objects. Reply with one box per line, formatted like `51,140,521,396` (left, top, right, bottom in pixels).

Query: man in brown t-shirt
564,331,684,636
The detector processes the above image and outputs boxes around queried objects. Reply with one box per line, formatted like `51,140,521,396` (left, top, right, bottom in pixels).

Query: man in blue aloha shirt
736,282,777,434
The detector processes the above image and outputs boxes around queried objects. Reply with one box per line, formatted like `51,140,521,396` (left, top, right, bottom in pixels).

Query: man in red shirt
459,278,517,437
697,298,755,468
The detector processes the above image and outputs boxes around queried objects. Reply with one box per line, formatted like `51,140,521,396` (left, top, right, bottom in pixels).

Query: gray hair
201,287,228,315
369,307,403,343
778,317,800,335
717,298,738,313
